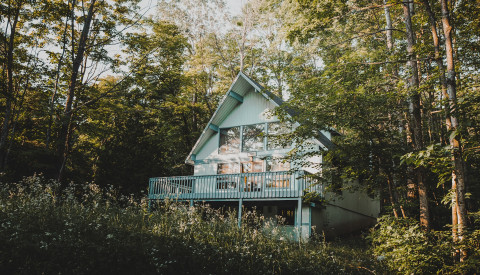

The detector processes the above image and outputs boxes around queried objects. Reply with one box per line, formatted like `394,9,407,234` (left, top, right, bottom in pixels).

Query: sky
139,0,245,17
227,0,244,15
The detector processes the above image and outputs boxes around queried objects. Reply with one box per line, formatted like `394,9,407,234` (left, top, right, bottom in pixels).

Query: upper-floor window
219,126,240,154
267,122,291,150
218,122,291,154
242,124,265,152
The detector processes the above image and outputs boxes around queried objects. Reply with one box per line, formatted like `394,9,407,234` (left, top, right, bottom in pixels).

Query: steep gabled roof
185,71,334,165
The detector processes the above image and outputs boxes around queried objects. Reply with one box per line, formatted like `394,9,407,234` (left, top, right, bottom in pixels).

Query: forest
1,0,480,273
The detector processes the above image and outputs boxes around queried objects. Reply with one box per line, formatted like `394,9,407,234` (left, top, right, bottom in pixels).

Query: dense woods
1,0,480,273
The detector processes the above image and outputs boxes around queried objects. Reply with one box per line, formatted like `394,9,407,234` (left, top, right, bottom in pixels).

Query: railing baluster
148,170,322,202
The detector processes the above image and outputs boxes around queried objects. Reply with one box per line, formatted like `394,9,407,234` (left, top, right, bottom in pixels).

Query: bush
369,215,480,274
0,176,386,274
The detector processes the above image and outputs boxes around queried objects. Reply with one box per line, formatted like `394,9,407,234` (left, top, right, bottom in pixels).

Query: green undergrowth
0,176,388,274
370,216,480,274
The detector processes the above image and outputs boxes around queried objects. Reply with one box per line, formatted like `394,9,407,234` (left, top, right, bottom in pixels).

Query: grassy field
0,176,391,274
4,176,479,274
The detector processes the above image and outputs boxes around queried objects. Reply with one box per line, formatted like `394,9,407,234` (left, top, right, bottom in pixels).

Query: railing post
297,198,302,240
238,198,243,228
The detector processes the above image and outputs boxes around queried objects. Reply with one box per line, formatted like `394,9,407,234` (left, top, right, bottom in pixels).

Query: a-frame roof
185,71,334,165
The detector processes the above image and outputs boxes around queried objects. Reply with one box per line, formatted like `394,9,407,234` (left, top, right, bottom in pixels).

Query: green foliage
370,216,451,274
401,144,452,187
0,176,388,274
370,216,480,274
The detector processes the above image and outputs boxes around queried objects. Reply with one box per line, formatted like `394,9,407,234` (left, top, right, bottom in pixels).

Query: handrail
148,171,322,201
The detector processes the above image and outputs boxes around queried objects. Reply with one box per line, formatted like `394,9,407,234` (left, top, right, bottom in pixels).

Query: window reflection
219,127,240,154
268,122,291,150
266,158,290,188
242,124,265,152
216,163,240,190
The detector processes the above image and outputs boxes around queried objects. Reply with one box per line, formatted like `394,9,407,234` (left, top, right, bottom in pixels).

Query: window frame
218,126,241,154
218,121,291,154
241,123,266,152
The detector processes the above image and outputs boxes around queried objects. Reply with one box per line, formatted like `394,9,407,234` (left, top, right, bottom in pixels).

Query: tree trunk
0,6,21,170
383,0,394,51
387,174,399,218
57,0,97,181
441,0,468,261
47,0,73,149
402,0,430,229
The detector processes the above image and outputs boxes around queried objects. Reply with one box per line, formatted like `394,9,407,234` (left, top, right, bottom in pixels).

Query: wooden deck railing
148,171,322,201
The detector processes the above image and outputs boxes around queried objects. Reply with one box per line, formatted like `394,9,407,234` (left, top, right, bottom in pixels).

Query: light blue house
148,72,380,238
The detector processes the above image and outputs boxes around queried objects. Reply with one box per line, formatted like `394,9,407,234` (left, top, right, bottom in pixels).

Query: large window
216,163,240,190
241,161,263,173
219,126,240,154
242,124,265,152
266,158,290,172
218,122,291,154
218,162,240,174
267,122,291,150
266,158,290,188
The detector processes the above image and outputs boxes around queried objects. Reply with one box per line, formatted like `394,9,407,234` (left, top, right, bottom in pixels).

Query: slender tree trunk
0,6,21,170
47,0,73,149
57,0,97,181
422,0,451,125
441,0,468,261
4,53,34,168
387,174,399,218
402,0,430,229
384,0,394,51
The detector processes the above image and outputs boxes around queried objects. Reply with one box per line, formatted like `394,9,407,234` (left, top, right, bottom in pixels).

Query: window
216,163,240,190
277,206,295,225
266,158,290,172
219,126,240,154
218,163,240,174
242,124,265,152
241,160,263,191
266,158,290,188
241,161,263,173
267,122,291,150
219,122,290,154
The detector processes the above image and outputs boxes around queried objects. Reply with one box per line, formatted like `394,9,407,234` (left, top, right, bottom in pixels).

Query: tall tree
440,0,468,259
0,0,25,170
401,0,430,229
50,0,140,181
56,0,97,180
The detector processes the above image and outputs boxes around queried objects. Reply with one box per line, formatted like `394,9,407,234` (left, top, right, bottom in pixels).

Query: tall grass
0,176,386,274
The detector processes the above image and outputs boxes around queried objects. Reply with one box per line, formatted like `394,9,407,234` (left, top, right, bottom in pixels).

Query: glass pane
267,122,291,150
266,158,290,172
217,163,239,190
266,158,290,188
241,161,263,173
277,206,295,225
217,163,240,174
242,124,264,152
219,127,240,154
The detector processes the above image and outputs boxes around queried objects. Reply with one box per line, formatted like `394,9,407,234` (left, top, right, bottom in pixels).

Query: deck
148,171,322,201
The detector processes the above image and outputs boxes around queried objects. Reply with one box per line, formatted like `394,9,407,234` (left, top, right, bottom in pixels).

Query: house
148,72,380,238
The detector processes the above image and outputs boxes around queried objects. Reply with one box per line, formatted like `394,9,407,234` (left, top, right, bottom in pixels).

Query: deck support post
190,200,194,207
238,199,243,228
297,198,302,239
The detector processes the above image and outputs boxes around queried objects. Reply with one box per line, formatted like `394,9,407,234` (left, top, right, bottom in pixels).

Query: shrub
0,176,386,274
369,215,480,274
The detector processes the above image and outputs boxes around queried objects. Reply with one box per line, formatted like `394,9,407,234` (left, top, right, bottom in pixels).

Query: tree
47,0,140,181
